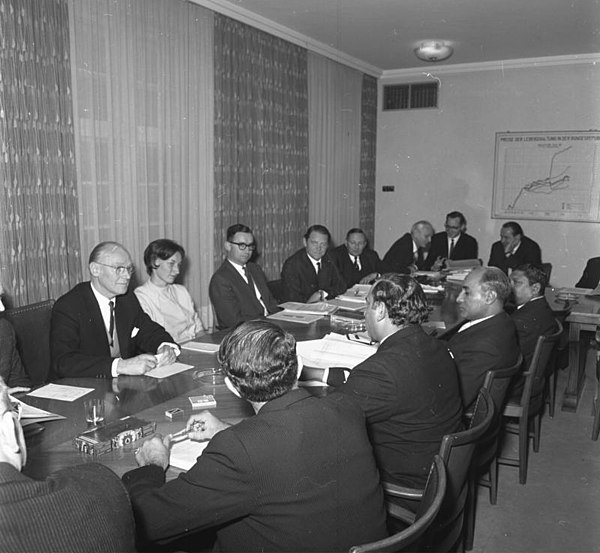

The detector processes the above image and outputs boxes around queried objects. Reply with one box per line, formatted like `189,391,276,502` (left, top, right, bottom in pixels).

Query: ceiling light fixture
414,40,454,62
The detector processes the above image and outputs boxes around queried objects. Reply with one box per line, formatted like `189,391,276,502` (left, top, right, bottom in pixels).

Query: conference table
21,285,465,481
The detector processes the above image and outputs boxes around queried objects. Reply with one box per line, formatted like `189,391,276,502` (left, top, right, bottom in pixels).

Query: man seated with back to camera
51,241,179,379
508,263,558,402
123,320,387,552
300,274,463,490
0,376,136,553
209,224,280,330
329,228,385,287
281,224,346,303
439,266,520,408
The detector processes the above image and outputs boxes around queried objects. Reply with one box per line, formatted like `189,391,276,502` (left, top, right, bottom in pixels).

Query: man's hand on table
186,411,230,441
156,344,178,366
117,354,158,375
135,434,170,470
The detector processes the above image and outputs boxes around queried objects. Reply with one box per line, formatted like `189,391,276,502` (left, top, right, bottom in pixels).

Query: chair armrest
382,481,424,501
385,501,417,524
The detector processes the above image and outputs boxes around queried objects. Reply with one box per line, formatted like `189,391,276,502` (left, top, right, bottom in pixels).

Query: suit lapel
82,283,112,354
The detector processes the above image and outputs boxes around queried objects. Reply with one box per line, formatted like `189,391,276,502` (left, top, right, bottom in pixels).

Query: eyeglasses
228,241,256,251
444,224,461,230
95,262,135,276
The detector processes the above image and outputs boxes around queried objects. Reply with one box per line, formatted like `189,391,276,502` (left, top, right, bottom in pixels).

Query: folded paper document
296,332,377,369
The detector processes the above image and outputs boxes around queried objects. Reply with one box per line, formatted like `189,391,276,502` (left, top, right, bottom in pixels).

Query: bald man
51,241,178,379
382,221,435,274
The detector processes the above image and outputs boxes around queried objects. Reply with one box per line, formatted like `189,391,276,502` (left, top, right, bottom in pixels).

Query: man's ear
89,262,101,277
374,301,387,322
483,288,498,305
224,376,241,399
531,282,541,296
302,237,308,249
224,241,232,254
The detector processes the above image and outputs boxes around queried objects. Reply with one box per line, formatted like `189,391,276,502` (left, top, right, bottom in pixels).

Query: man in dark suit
0,377,136,553
509,264,558,401
440,266,520,408
429,211,478,267
329,227,384,287
280,224,346,302
575,257,600,289
300,274,463,489
209,224,280,330
51,241,178,379
123,320,387,552
382,220,435,273
488,221,542,274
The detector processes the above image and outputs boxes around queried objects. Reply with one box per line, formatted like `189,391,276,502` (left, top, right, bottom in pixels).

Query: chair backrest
267,279,284,303
518,319,563,419
4,299,55,385
482,353,524,413
349,456,447,553
540,262,553,284
426,388,494,552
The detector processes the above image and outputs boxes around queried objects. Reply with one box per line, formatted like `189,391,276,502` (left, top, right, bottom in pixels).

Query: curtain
359,74,378,244
0,0,81,307
68,0,215,328
214,15,309,280
307,52,362,247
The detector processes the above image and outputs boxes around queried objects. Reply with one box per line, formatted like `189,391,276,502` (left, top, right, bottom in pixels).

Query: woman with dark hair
135,239,205,342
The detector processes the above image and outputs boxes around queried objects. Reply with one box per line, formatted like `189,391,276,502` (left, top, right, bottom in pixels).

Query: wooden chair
349,456,447,553
498,321,563,484
4,299,55,385
463,355,522,551
545,314,568,418
590,325,600,440
540,262,553,284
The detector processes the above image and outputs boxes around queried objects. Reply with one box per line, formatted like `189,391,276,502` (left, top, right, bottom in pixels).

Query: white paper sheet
145,361,194,379
10,395,65,421
296,332,377,369
181,341,220,353
268,311,323,325
27,383,94,402
170,439,209,471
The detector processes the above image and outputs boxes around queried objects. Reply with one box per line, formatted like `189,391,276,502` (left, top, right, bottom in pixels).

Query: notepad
170,439,209,471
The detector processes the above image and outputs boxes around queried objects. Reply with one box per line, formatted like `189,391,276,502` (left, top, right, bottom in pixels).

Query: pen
169,421,206,442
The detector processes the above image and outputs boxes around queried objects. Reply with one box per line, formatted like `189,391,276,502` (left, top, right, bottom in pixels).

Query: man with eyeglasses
429,211,479,269
0,376,136,552
281,224,346,303
51,241,179,378
209,224,280,330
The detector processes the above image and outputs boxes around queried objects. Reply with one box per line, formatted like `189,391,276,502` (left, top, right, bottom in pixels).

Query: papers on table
555,286,600,297
268,311,323,325
326,298,366,311
296,332,377,369
10,395,65,426
27,383,94,402
181,341,220,353
170,439,209,471
278,302,338,315
145,361,194,379
421,283,444,294
446,270,471,283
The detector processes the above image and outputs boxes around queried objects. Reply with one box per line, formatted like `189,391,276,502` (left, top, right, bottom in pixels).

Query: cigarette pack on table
73,416,156,456
189,394,217,410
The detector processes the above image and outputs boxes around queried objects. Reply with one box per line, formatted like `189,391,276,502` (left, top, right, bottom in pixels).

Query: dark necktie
353,256,359,270
108,300,115,347
416,248,424,266
449,239,455,258
243,265,254,289
316,261,321,274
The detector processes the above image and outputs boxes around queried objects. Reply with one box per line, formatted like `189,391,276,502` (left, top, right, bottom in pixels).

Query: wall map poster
492,131,600,222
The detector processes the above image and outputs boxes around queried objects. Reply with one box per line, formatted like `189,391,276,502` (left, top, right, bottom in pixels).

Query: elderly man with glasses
209,224,280,330
51,241,179,379
429,211,479,269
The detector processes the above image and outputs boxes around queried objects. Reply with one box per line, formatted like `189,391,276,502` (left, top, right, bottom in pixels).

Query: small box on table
189,394,217,410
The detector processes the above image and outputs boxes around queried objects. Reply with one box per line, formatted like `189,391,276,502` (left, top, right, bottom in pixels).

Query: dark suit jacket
0,318,31,388
123,388,387,552
442,311,520,408
576,257,600,288
510,297,558,401
430,231,478,261
51,282,174,379
382,233,433,273
209,261,280,330
488,235,542,274
1,462,135,553
339,326,463,488
329,244,383,287
280,249,346,302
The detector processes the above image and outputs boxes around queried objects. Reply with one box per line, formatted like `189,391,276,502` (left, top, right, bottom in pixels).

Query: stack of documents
296,332,377,369
269,302,338,324
10,395,65,427
446,270,471,283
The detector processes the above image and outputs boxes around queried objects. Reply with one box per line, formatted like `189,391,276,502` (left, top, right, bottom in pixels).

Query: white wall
375,60,600,286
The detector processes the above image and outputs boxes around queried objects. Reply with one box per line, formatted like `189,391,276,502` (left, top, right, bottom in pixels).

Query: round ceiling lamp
414,40,454,62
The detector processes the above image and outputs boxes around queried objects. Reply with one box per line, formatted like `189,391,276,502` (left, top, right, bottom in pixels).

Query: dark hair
346,228,366,240
143,239,185,276
478,266,512,304
512,263,547,295
502,221,523,237
226,224,253,241
370,273,429,326
88,241,126,264
446,211,466,226
304,224,331,241
218,320,298,402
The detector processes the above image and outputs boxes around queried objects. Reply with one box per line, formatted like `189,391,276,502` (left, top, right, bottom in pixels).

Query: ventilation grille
383,82,438,110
